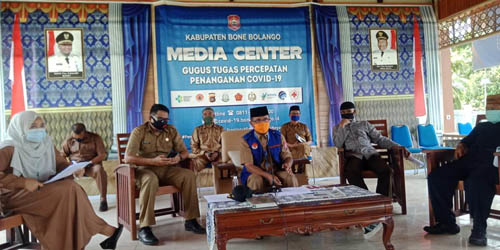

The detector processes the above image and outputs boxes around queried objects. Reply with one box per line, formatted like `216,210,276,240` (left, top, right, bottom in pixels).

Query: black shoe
100,224,123,249
185,219,206,234
99,200,108,212
138,227,159,246
469,230,487,246
423,223,460,235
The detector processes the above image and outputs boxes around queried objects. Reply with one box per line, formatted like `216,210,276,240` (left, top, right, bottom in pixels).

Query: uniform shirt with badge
190,124,224,156
126,122,187,160
48,54,82,72
371,48,398,65
61,132,106,162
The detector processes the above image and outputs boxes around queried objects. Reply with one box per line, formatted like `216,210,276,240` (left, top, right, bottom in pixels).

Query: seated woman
0,111,122,250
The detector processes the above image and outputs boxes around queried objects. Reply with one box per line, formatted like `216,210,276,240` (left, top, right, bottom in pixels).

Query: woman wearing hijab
0,111,122,250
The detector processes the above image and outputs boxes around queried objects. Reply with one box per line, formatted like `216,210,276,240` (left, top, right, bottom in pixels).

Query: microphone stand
267,147,281,193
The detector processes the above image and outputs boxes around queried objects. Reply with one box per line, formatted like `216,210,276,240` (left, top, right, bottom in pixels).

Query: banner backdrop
155,5,315,149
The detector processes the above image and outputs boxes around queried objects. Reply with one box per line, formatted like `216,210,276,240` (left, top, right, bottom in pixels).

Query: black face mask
341,113,355,120
151,116,168,130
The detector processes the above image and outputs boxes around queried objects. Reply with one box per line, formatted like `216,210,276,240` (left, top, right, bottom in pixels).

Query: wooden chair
115,133,191,240
476,114,487,125
425,149,500,226
338,119,407,214
0,214,38,249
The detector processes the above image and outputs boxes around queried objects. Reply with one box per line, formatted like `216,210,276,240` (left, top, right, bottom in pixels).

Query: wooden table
214,195,394,250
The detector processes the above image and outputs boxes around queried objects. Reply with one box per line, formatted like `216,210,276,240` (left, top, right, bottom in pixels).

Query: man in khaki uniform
280,105,312,159
61,123,108,211
239,106,298,193
125,104,205,246
190,107,224,190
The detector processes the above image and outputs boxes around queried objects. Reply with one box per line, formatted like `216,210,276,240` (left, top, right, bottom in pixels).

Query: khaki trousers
85,163,107,200
192,154,222,192
135,165,200,228
246,171,299,193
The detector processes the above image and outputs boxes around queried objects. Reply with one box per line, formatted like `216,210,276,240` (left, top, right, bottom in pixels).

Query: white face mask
26,128,47,143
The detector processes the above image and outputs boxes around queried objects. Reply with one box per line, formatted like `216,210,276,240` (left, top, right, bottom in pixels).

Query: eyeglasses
251,118,271,123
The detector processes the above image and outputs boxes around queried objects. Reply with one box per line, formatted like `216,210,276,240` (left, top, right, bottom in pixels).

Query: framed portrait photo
369,28,399,72
45,28,85,80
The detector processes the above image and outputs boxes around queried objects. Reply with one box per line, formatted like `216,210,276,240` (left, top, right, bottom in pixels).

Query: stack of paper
247,195,277,208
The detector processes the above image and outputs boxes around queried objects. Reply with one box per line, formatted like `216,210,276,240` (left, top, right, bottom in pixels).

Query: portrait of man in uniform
45,29,84,79
370,29,399,71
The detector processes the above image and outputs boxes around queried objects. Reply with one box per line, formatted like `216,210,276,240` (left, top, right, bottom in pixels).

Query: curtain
122,4,151,132
314,6,344,146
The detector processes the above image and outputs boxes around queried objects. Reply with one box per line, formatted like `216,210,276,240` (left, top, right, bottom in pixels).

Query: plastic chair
417,124,453,150
391,125,422,154
391,125,425,174
457,122,473,135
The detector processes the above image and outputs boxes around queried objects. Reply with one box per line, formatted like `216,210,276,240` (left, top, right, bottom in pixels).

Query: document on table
204,194,235,203
273,186,313,197
44,161,91,184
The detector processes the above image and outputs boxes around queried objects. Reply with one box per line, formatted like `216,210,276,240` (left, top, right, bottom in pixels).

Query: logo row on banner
170,88,303,107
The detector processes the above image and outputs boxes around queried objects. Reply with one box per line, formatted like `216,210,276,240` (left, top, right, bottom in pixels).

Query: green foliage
451,43,500,110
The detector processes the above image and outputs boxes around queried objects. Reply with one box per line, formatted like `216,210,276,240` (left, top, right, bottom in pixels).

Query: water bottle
232,175,239,188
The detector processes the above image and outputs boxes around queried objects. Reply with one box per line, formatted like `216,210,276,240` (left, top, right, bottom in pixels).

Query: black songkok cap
289,105,300,112
340,101,355,110
231,185,253,202
250,106,269,118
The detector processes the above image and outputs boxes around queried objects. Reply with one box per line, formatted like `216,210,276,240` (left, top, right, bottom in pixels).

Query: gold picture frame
45,28,85,80
369,28,399,72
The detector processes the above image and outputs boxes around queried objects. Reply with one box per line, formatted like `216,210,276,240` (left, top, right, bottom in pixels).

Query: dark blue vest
241,129,282,186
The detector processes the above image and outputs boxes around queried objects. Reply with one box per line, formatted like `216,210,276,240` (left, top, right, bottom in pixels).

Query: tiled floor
8,171,500,249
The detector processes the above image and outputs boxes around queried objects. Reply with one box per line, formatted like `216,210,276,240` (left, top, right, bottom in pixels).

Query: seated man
61,123,108,211
240,106,297,193
332,101,410,237
125,104,205,246
281,105,312,159
190,107,224,190
424,94,500,246
332,101,410,196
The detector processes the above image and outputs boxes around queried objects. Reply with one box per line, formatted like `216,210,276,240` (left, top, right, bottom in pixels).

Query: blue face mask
26,128,47,143
486,110,500,123
291,115,300,121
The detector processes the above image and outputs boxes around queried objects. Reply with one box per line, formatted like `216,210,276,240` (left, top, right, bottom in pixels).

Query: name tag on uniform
142,141,151,145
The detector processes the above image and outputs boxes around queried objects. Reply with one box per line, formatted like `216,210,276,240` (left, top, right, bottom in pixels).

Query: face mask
203,116,214,125
341,113,355,120
254,122,270,134
151,116,168,130
26,128,47,143
75,138,84,143
486,110,500,123
291,115,300,121
73,128,84,134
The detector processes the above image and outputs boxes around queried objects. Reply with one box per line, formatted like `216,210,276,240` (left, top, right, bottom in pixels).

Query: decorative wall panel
347,8,426,97
1,9,112,109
